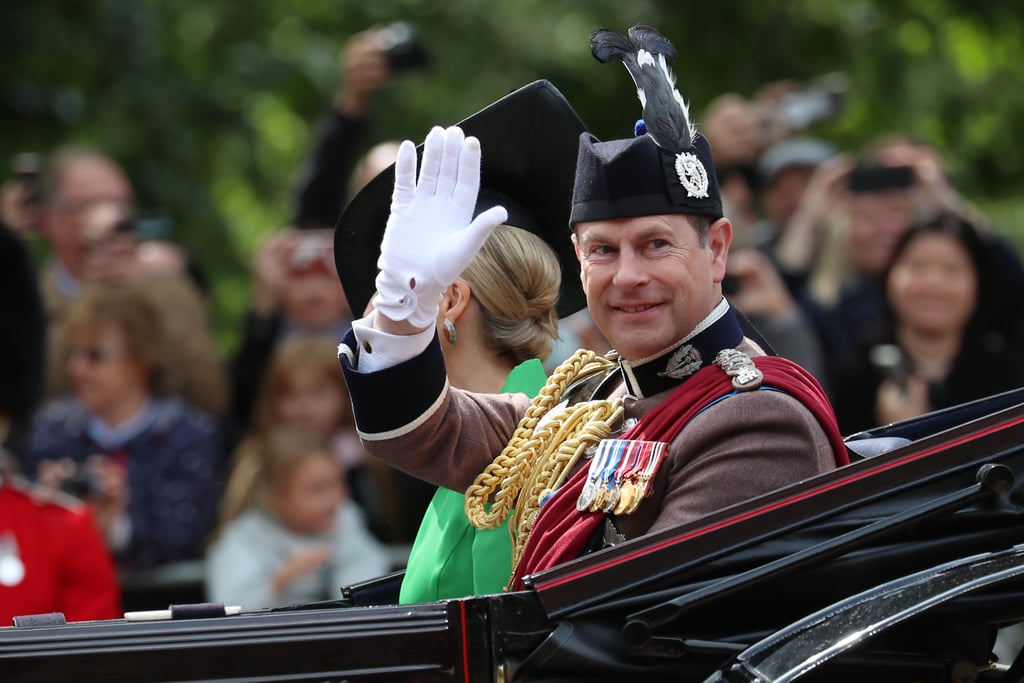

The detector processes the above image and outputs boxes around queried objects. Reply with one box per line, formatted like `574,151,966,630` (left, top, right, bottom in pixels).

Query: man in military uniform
337,26,846,590
0,451,121,625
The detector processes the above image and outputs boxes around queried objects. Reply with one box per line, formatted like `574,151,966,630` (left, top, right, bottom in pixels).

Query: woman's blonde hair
218,335,349,534
144,276,227,416
215,426,331,532
60,277,227,415
460,225,561,364
248,335,351,437
66,283,170,394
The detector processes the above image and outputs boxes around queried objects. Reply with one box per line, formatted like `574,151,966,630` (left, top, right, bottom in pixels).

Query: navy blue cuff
338,327,448,437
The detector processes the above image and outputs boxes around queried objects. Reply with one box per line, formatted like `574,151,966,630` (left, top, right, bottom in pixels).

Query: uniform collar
49,259,81,301
86,400,156,451
617,298,742,399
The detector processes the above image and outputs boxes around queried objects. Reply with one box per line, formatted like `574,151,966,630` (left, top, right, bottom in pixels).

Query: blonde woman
399,225,561,602
332,81,590,600
24,283,220,570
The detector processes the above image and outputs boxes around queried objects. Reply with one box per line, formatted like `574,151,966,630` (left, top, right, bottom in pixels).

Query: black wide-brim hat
334,79,589,320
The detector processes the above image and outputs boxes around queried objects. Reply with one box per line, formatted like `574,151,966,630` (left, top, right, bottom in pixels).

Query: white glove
374,125,508,329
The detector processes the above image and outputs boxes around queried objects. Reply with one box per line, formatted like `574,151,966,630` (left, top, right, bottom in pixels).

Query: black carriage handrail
705,542,1024,683
621,462,1015,649
847,386,1024,443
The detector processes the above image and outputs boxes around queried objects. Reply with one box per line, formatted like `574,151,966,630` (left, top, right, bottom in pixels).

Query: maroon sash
509,355,847,590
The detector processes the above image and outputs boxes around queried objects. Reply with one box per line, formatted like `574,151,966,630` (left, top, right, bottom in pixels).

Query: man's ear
440,278,473,323
708,217,733,282
571,232,587,286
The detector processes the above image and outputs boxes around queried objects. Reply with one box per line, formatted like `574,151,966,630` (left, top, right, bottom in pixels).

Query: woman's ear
441,278,473,323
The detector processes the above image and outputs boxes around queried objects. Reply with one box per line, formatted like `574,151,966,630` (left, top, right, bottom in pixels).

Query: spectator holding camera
291,24,426,232
21,283,220,572
227,23,428,451
868,137,1024,347
777,135,1024,363
20,146,226,418
700,75,847,239
829,212,1024,435
226,228,352,451
34,147,133,310
697,78,853,387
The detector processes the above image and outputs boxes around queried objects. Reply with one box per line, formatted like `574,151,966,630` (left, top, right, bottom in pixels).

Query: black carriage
3,388,1024,682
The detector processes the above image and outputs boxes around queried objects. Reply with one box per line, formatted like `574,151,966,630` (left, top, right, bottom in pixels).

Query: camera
114,211,173,241
773,72,848,133
869,344,909,391
377,22,429,72
289,229,334,275
11,152,43,207
59,463,101,500
846,164,916,194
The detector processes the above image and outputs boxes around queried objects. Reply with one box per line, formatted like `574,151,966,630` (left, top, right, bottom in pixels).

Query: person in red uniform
0,451,121,625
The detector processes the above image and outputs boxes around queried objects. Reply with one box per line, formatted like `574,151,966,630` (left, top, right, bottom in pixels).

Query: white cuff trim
351,313,436,373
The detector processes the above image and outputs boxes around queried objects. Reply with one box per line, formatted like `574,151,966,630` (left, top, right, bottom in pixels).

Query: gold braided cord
463,348,624,571
464,349,610,528
508,398,623,568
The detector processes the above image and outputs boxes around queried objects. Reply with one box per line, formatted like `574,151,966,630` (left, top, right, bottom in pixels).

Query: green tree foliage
3,0,1023,350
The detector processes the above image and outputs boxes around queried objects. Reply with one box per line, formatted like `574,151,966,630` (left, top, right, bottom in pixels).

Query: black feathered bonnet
570,25,723,227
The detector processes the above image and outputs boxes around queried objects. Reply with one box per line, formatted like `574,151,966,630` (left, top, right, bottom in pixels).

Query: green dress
398,359,547,603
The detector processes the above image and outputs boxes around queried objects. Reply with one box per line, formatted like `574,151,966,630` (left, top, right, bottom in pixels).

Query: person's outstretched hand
374,125,507,329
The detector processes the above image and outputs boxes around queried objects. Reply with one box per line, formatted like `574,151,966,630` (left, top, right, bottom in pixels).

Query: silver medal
577,482,596,511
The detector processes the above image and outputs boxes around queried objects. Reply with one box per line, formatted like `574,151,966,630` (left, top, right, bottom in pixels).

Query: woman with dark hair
830,212,1024,435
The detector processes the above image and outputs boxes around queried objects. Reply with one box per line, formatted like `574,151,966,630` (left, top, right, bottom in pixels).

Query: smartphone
114,212,173,241
846,164,915,194
290,229,335,273
12,152,43,206
869,343,908,391
773,72,848,133
377,22,429,72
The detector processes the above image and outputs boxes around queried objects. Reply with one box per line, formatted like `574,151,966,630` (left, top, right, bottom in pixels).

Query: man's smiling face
572,213,731,361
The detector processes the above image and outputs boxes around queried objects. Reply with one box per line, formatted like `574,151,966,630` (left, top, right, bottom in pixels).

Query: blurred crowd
2,25,1024,624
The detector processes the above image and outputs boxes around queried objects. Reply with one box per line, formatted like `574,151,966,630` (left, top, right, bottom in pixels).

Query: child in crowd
235,334,429,543
206,426,389,608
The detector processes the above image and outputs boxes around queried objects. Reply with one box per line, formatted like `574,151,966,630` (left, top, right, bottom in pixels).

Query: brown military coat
356,338,837,543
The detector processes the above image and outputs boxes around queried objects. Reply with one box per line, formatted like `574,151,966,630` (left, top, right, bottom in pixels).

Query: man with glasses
36,147,135,310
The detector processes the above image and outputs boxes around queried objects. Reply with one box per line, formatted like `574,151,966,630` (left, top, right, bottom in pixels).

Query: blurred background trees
4,0,1023,351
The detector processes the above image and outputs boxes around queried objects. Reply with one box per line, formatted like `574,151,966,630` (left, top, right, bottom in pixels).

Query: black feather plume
590,25,696,152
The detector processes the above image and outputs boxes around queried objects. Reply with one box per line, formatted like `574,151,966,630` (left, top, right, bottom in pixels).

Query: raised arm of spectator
291,28,394,231
774,154,854,277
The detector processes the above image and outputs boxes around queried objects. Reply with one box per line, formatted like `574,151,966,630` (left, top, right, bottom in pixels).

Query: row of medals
576,418,664,517
577,471,652,516
572,349,764,518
